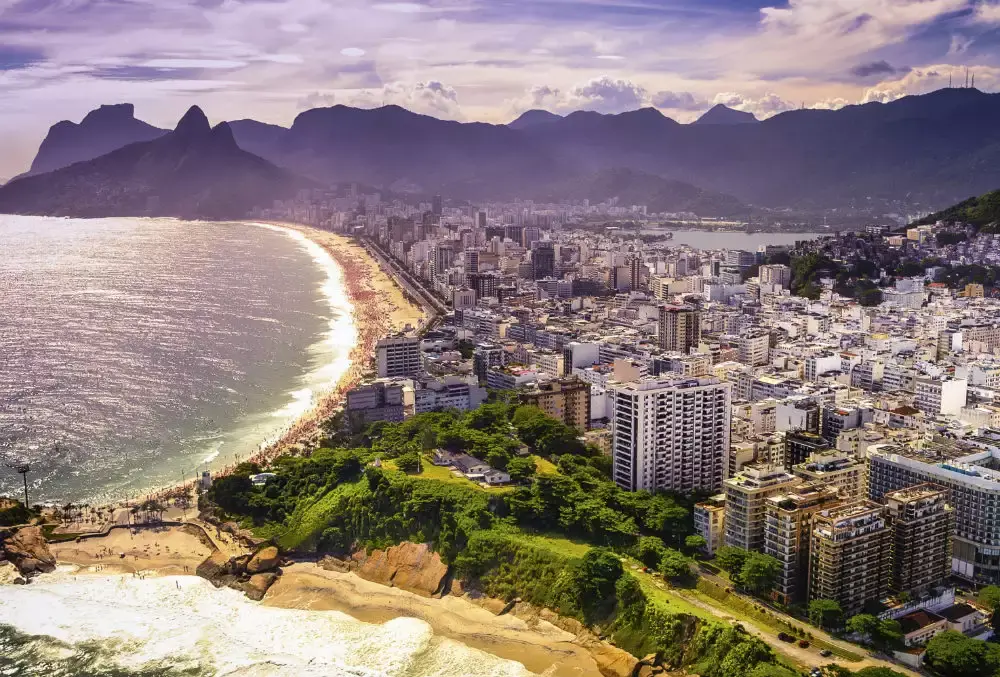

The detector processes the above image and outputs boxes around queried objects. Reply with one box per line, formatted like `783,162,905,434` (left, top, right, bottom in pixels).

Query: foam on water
0,570,535,677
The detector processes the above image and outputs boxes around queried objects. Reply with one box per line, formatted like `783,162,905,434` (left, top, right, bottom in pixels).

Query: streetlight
3,462,30,508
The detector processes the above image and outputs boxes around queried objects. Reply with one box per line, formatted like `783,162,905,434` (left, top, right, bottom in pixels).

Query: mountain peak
508,109,562,130
81,103,137,126
175,106,211,137
694,104,758,125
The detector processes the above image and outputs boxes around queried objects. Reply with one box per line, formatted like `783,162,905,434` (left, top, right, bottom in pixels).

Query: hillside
913,188,1000,229
0,106,307,219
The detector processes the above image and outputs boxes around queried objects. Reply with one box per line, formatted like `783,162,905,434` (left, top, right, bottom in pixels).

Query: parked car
798,640,810,648
777,632,794,642
819,649,832,657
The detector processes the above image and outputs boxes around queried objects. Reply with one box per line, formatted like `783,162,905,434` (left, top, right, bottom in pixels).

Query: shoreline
51,222,426,527
40,525,604,677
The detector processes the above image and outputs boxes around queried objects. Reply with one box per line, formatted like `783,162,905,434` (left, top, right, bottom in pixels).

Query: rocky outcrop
243,572,279,601
196,546,280,601
1,526,56,576
590,644,640,677
352,543,449,597
247,546,280,574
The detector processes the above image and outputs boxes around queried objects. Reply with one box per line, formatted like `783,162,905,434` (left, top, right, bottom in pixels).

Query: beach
34,525,605,677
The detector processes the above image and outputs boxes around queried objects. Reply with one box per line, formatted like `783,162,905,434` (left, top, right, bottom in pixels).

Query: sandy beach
264,564,605,677
43,525,603,677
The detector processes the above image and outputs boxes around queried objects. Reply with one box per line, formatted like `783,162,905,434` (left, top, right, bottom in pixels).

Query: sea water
0,569,534,677
0,215,356,505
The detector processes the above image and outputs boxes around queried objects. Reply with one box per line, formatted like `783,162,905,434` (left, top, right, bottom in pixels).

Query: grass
384,455,514,494
532,455,559,475
513,531,593,558
276,480,365,551
694,578,863,662
41,523,88,543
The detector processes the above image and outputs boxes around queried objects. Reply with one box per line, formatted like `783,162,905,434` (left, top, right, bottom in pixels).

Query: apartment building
376,334,423,379
868,442,1000,583
519,377,592,432
694,494,726,556
914,377,968,417
609,376,732,493
658,305,701,353
809,502,891,617
764,483,841,605
885,485,954,596
784,431,829,469
724,464,802,552
792,450,866,497
738,329,771,367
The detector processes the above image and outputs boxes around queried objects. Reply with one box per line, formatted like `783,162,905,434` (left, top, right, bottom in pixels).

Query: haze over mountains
5,87,1000,219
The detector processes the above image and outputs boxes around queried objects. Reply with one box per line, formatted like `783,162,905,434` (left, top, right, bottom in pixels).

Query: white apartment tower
376,334,422,379
609,376,732,493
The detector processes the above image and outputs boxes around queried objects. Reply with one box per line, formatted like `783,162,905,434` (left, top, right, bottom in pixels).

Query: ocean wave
0,573,535,677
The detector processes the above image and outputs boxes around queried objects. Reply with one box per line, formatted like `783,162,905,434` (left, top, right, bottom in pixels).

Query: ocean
0,216,355,505
0,570,533,677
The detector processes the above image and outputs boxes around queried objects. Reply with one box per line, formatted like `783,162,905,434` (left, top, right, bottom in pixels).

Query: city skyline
3,0,1000,179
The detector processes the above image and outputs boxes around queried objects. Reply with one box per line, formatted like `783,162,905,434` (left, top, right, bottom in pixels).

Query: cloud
341,47,366,57
850,60,903,78
712,91,795,117
651,90,705,111
860,63,1000,102
974,2,1000,23
348,80,461,117
570,76,648,113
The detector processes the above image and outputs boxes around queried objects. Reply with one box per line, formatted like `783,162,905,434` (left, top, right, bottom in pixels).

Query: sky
2,0,1000,179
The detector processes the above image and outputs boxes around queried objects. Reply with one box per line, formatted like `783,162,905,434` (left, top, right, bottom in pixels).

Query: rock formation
349,542,449,597
196,545,281,601
0,526,56,576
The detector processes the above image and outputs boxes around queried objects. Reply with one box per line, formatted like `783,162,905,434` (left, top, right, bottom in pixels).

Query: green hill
914,188,1000,230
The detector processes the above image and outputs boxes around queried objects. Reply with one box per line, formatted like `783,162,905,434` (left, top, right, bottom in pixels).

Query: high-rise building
627,255,643,291
519,377,591,432
737,329,771,367
376,334,422,378
809,502,891,617
432,194,443,216
464,249,480,276
783,431,829,469
791,450,866,497
884,485,953,596
868,441,1000,583
468,272,499,300
759,264,792,289
914,377,968,416
658,305,701,353
532,242,555,280
608,376,732,493
432,244,454,277
694,494,727,556
723,464,802,551
764,483,841,605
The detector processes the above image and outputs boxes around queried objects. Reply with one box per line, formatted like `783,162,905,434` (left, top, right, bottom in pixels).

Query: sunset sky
2,0,1000,179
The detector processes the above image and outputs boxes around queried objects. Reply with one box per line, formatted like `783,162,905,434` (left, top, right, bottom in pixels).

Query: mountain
27,104,166,176
508,109,563,130
913,188,1000,228
20,88,1000,212
538,168,747,217
0,106,307,219
693,104,758,125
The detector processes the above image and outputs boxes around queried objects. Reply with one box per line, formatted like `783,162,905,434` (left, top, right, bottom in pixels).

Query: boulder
354,543,449,597
247,546,280,574
243,572,278,601
0,560,21,585
636,667,655,677
589,644,639,677
196,551,236,588
2,526,56,576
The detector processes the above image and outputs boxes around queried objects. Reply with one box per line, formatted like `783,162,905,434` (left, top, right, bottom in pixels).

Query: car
819,649,832,657
777,632,794,642
798,640,810,648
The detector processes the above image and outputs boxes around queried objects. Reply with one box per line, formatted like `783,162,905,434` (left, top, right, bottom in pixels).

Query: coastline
39,526,604,677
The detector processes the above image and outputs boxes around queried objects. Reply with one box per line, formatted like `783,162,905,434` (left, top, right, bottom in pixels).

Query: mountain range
6,88,1000,219
0,107,307,219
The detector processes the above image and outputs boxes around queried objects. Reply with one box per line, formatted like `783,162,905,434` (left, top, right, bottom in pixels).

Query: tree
396,452,420,473
924,631,1000,677
740,552,781,595
715,546,749,576
747,665,799,677
685,534,707,553
719,637,774,677
636,536,667,569
659,548,691,580
853,669,910,677
808,599,843,630
978,585,1000,612
576,547,624,612
846,613,880,641
506,456,536,483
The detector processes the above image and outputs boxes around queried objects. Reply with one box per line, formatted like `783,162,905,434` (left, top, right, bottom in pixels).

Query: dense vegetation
0,502,34,527
914,188,1000,231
